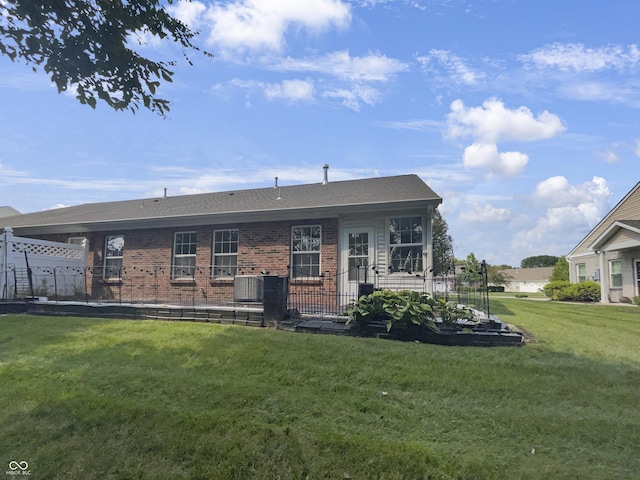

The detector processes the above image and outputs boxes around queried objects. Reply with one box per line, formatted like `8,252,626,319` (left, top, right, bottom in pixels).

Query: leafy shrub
561,282,601,302
347,290,477,336
620,296,632,304
543,280,571,300
544,281,600,302
488,286,505,292
347,290,438,333
633,296,640,306
514,293,528,298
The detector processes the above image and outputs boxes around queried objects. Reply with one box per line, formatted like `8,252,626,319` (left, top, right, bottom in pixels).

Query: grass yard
1,298,639,479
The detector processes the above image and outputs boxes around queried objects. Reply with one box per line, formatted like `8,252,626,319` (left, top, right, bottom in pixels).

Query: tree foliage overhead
0,0,209,116
520,255,560,269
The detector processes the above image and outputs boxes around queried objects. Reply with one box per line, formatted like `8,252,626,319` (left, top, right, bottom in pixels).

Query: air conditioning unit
234,275,264,302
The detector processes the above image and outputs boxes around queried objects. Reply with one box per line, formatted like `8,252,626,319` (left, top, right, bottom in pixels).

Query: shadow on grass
1,314,640,479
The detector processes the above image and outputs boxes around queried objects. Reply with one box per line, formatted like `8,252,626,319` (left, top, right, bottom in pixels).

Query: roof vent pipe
274,176,278,188
163,188,167,198
322,164,329,185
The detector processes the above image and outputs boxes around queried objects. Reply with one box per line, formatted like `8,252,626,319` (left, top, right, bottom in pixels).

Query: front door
636,260,640,297
342,228,375,299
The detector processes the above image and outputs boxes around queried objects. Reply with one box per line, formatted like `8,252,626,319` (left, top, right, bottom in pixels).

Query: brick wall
31,217,339,304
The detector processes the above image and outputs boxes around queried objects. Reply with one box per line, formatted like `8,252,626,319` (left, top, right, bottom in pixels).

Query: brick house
0,173,442,309
566,181,640,303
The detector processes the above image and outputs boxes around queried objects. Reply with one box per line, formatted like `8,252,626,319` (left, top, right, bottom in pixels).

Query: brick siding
33,217,339,304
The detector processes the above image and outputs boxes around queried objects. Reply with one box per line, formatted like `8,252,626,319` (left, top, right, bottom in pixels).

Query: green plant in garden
432,296,476,327
347,290,438,332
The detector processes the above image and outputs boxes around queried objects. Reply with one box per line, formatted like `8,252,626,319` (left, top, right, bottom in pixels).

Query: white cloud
635,139,640,158
322,84,380,111
418,49,484,86
227,78,315,103
264,79,315,101
445,98,565,179
598,143,620,163
519,43,640,72
509,176,612,259
274,51,408,82
462,143,528,179
374,119,442,132
446,98,565,144
167,0,208,28
459,203,511,222
205,0,351,53
532,175,611,212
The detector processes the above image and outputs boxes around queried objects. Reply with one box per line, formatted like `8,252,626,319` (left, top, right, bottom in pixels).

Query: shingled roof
2,174,441,234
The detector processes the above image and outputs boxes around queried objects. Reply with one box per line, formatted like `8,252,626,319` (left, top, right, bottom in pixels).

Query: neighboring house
502,267,553,293
0,206,20,218
566,181,640,303
0,173,442,306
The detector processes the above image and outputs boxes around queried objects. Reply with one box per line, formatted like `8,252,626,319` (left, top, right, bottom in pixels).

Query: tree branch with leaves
0,0,210,116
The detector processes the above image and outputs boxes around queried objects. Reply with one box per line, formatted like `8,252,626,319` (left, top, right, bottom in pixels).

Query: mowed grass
1,299,639,479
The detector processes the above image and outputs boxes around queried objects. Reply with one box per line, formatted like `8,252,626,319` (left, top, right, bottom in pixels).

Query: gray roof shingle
2,174,441,233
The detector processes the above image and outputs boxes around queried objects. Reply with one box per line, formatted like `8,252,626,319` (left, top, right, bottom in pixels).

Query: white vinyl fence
1,229,87,300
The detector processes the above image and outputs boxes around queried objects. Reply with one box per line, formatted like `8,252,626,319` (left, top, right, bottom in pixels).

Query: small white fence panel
1,230,87,299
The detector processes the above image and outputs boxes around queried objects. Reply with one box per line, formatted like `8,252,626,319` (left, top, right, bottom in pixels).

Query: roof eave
9,198,442,235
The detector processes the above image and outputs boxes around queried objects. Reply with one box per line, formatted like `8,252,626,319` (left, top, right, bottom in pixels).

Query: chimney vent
163,188,167,198
274,176,279,188
322,164,329,185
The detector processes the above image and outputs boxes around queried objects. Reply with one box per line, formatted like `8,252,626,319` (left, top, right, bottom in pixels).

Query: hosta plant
347,290,438,333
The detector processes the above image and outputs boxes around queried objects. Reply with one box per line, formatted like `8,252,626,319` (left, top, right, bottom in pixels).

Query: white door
341,228,375,298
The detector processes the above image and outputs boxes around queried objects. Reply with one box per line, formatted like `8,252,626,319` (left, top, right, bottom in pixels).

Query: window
212,229,238,277
68,237,86,246
104,235,124,279
576,263,587,283
172,232,197,279
291,225,321,278
610,260,623,288
389,216,423,273
348,232,369,282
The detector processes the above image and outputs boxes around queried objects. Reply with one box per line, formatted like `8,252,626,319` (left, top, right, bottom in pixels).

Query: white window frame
172,231,197,279
388,216,424,274
104,235,124,279
609,259,623,288
212,229,239,278
291,225,321,278
576,263,587,283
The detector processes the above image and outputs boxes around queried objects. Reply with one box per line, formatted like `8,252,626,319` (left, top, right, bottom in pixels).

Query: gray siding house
566,181,640,303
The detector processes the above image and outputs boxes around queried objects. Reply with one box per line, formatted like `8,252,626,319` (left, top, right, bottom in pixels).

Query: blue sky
1,0,640,266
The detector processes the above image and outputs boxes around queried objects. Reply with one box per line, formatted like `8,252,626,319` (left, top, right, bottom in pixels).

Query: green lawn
1,299,639,479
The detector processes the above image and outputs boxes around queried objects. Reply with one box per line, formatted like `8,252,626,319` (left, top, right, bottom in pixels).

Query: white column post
598,251,608,303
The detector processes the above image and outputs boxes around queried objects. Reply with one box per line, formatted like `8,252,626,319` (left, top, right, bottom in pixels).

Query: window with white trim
291,225,321,278
104,235,124,279
576,263,586,283
610,259,623,288
389,216,423,273
172,232,197,279
212,229,238,277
